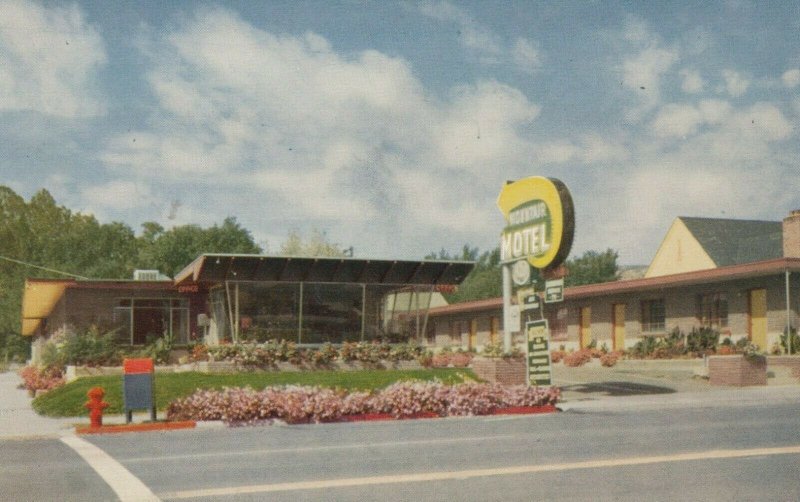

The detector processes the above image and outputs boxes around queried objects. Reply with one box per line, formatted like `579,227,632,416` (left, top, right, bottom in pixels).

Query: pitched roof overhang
21,279,73,336
173,254,475,287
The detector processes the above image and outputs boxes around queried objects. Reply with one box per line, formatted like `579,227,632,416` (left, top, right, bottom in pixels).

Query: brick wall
768,355,800,373
708,355,767,386
471,357,526,385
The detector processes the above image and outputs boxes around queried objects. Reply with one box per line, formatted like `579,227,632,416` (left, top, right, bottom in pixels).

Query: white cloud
782,68,800,88
100,7,542,257
535,135,628,164
679,68,704,93
619,19,679,121
418,1,541,74
721,69,749,97
0,0,106,117
418,0,502,62
651,103,703,137
81,180,156,211
512,38,541,74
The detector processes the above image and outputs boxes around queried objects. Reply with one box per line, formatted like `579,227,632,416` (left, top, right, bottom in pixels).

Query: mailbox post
123,358,157,423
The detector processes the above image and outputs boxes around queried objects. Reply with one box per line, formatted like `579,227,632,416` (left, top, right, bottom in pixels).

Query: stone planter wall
471,357,526,385
707,355,767,386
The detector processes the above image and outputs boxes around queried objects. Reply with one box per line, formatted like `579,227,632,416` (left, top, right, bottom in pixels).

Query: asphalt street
3,392,800,501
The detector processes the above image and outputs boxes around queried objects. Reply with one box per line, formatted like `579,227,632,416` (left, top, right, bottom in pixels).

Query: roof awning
21,280,73,336
174,254,474,287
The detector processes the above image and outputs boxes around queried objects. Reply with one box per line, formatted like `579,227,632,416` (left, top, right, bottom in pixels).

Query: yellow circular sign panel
497,176,574,269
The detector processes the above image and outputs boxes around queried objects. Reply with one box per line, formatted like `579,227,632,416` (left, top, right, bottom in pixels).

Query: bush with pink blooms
562,349,593,367
166,382,560,425
18,365,65,395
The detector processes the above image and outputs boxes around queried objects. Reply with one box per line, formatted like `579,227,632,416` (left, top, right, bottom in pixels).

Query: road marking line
160,445,800,500
124,435,516,463
61,435,160,502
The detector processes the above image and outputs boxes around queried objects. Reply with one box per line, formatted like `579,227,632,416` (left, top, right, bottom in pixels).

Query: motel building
21,255,473,362
425,211,800,354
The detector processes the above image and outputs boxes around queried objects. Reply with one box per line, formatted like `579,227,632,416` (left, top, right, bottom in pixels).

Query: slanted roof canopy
21,279,73,335
174,254,474,287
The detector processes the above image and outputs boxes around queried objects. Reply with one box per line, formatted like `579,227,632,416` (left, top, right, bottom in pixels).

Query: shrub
482,342,523,360
190,343,209,362
687,327,719,353
431,353,451,368
40,326,124,369
550,350,566,364
780,327,799,355
600,351,623,367
563,349,593,367
449,351,473,368
18,365,65,394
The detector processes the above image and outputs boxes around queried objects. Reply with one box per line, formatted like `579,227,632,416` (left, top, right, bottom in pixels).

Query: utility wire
0,254,88,279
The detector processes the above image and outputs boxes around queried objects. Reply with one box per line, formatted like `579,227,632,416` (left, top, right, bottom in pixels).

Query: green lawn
32,368,476,417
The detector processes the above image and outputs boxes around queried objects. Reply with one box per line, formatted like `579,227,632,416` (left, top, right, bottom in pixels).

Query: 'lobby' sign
497,177,574,270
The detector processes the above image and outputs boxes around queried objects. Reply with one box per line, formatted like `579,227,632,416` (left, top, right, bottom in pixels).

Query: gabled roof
679,217,783,267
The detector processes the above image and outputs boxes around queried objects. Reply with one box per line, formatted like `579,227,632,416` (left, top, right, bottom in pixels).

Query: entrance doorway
613,304,626,350
580,307,592,348
749,289,767,350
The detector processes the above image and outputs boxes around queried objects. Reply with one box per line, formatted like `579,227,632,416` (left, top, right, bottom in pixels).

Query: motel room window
547,306,568,341
641,299,665,333
696,292,728,329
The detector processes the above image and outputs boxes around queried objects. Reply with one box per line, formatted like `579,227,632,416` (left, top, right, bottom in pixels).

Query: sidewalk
553,358,800,410
0,371,76,439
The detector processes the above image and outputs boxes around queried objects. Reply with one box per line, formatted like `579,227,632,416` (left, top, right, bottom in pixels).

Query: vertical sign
526,319,552,386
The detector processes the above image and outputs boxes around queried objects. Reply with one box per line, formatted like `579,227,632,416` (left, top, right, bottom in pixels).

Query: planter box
471,357,526,385
708,355,767,386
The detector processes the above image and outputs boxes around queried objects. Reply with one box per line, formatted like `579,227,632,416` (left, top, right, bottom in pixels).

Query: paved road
3,387,799,501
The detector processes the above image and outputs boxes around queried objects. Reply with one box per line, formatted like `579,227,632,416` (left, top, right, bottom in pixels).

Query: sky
1,0,799,266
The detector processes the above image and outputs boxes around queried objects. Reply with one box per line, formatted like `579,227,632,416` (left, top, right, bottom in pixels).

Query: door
749,289,768,350
580,307,592,348
613,304,626,351
469,319,478,350
490,316,499,345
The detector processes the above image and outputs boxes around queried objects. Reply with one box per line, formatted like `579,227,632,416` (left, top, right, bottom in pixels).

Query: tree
279,228,347,257
427,245,509,303
136,217,262,277
430,245,620,304
564,249,619,287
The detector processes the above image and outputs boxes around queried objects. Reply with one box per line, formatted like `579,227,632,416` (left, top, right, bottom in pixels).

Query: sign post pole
502,264,513,353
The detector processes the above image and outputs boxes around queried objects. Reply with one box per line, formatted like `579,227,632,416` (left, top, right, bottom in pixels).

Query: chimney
783,210,800,258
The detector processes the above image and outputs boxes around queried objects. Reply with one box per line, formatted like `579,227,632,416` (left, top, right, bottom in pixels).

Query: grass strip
33,368,476,417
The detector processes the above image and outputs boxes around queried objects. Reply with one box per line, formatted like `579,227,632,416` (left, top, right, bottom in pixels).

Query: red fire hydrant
85,386,109,428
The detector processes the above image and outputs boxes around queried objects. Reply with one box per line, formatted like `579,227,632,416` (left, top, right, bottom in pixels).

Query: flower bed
166,382,561,425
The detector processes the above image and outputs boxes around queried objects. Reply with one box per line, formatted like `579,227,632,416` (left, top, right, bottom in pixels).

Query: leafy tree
136,217,262,277
0,186,263,335
279,228,347,257
427,246,511,303
564,248,619,287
